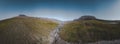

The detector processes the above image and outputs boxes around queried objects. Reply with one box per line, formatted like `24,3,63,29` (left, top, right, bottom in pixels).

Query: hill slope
60,16,120,44
0,16,58,44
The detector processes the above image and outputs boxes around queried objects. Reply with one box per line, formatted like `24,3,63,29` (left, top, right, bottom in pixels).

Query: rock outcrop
19,14,27,17
74,15,96,21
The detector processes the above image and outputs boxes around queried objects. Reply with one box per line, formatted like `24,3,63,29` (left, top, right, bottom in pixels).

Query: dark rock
79,15,96,20
74,15,97,21
19,14,27,17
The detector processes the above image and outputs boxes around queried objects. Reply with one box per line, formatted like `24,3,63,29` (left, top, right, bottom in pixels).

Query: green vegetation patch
60,20,120,43
0,17,58,44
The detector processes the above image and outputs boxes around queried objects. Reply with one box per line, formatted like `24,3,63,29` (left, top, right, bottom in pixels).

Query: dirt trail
49,22,63,44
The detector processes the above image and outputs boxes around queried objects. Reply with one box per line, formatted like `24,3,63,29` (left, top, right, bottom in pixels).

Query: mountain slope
0,16,58,44
59,16,120,44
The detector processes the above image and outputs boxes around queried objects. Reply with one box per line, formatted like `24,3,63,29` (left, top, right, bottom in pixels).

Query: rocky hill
74,15,97,21
0,15,120,44
59,15,120,44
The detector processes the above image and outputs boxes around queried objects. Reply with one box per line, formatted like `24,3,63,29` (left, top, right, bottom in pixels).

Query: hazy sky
0,0,119,21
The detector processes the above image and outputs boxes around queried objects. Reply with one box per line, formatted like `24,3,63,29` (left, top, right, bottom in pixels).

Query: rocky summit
74,15,97,21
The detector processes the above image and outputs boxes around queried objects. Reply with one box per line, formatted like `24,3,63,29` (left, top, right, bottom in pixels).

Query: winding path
50,22,64,44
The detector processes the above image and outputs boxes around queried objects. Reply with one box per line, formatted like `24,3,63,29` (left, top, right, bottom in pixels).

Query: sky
0,0,119,21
